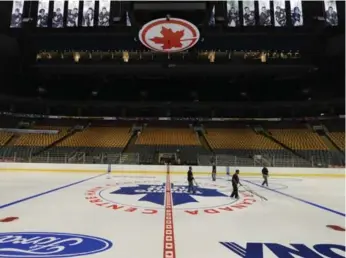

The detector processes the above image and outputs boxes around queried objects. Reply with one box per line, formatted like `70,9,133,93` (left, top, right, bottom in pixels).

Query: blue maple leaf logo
110,183,227,206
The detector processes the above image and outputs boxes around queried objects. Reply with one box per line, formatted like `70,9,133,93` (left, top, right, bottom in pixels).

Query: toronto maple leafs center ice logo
139,18,200,53
110,183,227,206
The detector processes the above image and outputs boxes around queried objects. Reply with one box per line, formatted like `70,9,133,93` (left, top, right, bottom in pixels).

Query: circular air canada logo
85,179,258,216
0,232,113,257
138,17,200,52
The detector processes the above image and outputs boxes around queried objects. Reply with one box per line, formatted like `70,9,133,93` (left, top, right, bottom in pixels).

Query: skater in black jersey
230,169,241,199
212,163,216,181
187,167,195,194
262,167,269,187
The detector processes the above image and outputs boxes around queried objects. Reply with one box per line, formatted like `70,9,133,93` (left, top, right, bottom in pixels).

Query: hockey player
275,6,286,26
11,8,22,28
243,7,255,26
52,8,63,28
212,162,216,181
37,9,48,28
187,166,195,194
262,166,269,187
83,8,94,27
230,169,241,199
98,7,110,26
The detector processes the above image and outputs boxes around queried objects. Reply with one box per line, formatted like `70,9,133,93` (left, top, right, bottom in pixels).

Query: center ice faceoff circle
85,179,258,215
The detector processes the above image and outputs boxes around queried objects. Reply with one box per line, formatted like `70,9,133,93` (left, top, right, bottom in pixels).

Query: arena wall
0,163,344,177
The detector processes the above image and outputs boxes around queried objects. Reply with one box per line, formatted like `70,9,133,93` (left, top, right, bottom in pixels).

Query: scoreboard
9,0,340,29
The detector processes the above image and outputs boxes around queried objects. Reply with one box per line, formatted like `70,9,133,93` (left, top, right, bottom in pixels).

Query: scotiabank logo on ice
0,232,113,257
220,242,345,258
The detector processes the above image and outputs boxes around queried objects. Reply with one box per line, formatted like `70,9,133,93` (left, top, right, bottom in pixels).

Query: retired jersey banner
226,0,240,27
258,0,272,26
67,0,79,27
52,0,64,28
273,0,287,27
37,0,49,28
98,0,110,26
242,1,255,26
82,0,95,27
139,18,200,53
10,0,24,28
324,0,338,26
290,0,303,26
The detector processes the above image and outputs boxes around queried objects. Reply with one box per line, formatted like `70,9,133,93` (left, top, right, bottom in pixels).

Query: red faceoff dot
326,225,345,231
0,217,19,223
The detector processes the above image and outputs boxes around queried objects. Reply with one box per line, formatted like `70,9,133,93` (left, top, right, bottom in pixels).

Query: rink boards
0,163,345,258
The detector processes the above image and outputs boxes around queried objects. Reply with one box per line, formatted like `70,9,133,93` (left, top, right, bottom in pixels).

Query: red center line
163,166,176,258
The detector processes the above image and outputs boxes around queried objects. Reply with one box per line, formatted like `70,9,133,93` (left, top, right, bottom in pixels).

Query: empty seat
0,132,13,146
269,129,328,150
327,132,345,150
15,127,69,147
205,129,282,150
135,128,200,146
58,127,131,148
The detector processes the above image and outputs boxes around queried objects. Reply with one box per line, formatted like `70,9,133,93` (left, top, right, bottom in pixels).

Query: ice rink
0,171,345,258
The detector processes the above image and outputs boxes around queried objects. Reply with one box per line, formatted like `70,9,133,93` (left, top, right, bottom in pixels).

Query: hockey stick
193,178,199,187
240,184,268,201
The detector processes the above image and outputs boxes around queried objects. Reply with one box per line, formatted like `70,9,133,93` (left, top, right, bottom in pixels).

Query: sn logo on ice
0,232,113,257
221,242,345,258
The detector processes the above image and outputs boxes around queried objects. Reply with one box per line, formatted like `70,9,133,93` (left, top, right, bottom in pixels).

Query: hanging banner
258,0,272,26
290,0,303,26
242,1,255,26
10,0,24,28
67,0,79,27
82,0,95,27
226,0,240,27
273,0,287,27
98,0,110,26
37,0,49,28
52,0,64,28
324,0,338,26
209,5,215,26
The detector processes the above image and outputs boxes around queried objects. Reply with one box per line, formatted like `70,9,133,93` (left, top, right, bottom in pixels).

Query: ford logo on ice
0,232,113,257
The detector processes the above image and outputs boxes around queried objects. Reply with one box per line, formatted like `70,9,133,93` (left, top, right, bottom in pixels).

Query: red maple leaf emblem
150,26,185,50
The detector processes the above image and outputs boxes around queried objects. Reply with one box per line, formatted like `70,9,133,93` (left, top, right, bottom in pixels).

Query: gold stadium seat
205,129,282,149
269,129,328,150
15,127,69,147
58,127,131,147
0,132,13,146
135,128,200,146
327,132,345,150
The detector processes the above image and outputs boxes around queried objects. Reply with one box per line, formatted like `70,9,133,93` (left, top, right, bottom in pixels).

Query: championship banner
226,0,240,27
273,0,287,27
258,0,272,26
82,0,95,27
52,0,65,28
324,0,338,26
98,0,111,27
37,0,50,28
242,1,255,26
10,0,24,28
290,0,303,26
67,0,79,27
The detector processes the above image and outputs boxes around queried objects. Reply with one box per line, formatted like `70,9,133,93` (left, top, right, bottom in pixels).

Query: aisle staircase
4,133,20,146
197,131,213,153
260,130,310,165
312,125,345,166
